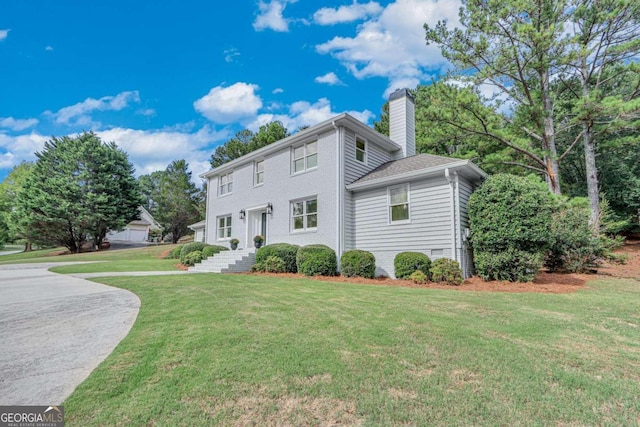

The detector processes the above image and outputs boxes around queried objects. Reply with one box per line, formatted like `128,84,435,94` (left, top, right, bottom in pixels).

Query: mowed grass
0,245,180,273
65,274,640,426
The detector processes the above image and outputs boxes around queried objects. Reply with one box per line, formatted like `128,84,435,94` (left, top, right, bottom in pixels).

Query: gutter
333,120,344,259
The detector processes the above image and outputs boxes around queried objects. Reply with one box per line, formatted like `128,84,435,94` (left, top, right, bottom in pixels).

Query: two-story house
195,89,486,278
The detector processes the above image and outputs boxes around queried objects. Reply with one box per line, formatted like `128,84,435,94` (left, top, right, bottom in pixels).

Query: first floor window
292,197,318,231
389,184,410,223
217,215,232,239
219,172,233,196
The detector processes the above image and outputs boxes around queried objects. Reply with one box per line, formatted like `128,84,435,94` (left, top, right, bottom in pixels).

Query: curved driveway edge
0,263,140,405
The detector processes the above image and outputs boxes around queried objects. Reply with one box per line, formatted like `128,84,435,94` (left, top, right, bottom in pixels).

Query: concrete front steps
188,248,256,273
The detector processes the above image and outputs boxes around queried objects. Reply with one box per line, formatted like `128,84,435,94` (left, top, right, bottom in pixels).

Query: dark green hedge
394,252,431,279
256,243,300,273
296,245,337,276
468,174,555,282
165,244,184,259
340,250,376,278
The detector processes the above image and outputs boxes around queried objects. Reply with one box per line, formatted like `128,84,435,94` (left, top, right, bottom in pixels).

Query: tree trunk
542,71,562,194
23,241,32,252
583,124,600,232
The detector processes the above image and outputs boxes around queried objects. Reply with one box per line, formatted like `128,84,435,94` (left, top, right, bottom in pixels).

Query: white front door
247,209,268,247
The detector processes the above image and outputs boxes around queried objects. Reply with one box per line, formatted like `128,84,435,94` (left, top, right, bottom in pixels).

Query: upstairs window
388,184,410,223
291,197,318,231
255,160,264,186
217,215,232,240
292,141,318,174
355,136,367,164
219,172,233,196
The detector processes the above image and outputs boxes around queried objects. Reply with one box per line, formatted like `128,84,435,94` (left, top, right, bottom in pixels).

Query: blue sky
0,0,460,180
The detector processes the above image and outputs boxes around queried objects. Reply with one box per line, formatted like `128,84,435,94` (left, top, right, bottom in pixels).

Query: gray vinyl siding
343,129,394,185
458,177,475,278
343,128,395,251
352,176,453,278
205,129,338,250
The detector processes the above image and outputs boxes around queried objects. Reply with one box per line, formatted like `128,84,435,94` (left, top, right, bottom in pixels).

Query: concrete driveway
0,263,140,405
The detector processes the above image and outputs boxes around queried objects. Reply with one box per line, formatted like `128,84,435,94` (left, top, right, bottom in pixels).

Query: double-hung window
292,141,318,174
217,215,232,239
219,172,233,196
291,197,318,231
355,136,367,164
254,160,264,185
388,184,410,223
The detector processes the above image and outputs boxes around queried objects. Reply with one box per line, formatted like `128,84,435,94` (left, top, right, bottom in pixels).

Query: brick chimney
388,88,416,158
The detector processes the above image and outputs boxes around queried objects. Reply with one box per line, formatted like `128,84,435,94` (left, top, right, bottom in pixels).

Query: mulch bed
243,240,640,294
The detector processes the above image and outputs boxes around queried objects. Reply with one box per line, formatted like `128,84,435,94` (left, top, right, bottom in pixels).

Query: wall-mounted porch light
266,203,273,215
239,209,246,220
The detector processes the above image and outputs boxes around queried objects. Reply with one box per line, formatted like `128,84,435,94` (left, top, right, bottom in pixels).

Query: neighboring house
200,89,487,278
107,206,162,242
188,220,206,242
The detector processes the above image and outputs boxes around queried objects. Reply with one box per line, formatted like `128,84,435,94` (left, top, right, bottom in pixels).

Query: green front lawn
0,244,181,273
65,274,640,426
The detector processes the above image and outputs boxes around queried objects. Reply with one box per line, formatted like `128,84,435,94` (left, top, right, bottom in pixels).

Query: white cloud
49,91,141,126
253,0,295,32
249,97,374,132
97,125,229,178
316,0,460,97
194,82,263,124
137,108,156,117
313,1,383,25
224,48,240,63
0,132,49,167
272,88,284,94
0,117,39,131
0,29,9,41
45,45,54,51
314,72,346,86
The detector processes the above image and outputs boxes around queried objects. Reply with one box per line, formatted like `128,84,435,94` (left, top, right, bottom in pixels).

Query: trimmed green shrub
430,258,463,285
202,245,228,258
340,250,376,278
394,252,431,279
165,244,184,259
180,242,211,264
256,243,300,273
468,174,555,282
262,256,287,273
296,245,337,276
183,250,203,267
475,249,543,282
409,270,428,284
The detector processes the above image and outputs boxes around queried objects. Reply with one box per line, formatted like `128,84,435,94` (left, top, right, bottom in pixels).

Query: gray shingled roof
351,154,462,185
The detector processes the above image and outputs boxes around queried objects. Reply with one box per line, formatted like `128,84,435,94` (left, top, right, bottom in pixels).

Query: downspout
333,121,344,260
454,172,462,269
445,168,457,261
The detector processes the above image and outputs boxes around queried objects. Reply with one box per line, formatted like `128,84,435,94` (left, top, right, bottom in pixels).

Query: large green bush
256,243,300,273
468,174,555,282
430,258,463,285
183,250,203,267
296,245,337,276
202,245,228,258
165,244,184,259
394,252,431,279
180,242,211,264
340,250,376,278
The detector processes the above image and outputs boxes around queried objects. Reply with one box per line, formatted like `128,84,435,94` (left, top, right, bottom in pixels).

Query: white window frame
218,172,233,197
355,135,368,164
217,215,232,240
290,196,318,232
291,141,318,175
254,160,264,186
388,184,411,224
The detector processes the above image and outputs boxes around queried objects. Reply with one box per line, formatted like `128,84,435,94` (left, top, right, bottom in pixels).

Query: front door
248,209,268,247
